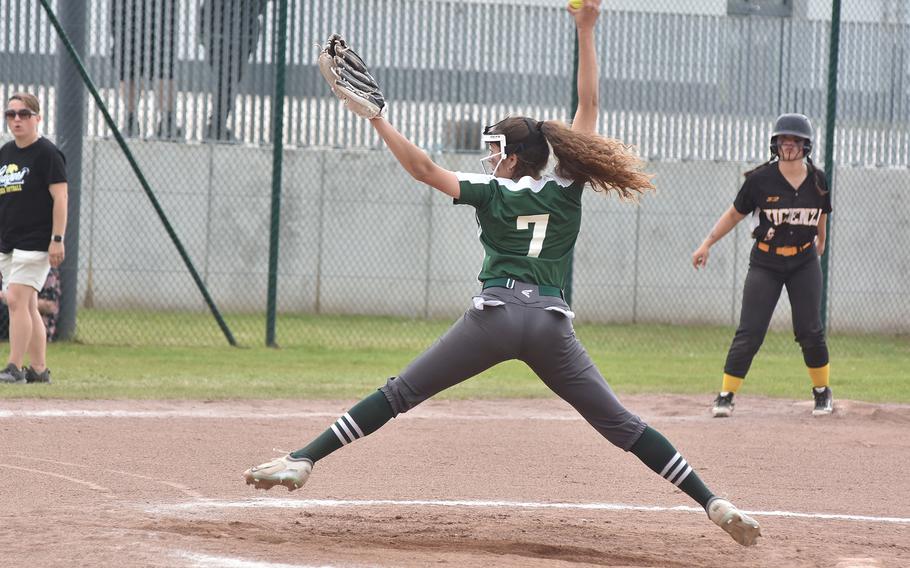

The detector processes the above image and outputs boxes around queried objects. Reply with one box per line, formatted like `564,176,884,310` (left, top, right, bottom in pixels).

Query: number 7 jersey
455,172,583,289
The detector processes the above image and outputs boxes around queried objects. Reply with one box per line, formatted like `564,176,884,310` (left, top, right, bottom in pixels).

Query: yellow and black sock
807,364,830,389
721,373,744,395
290,389,394,462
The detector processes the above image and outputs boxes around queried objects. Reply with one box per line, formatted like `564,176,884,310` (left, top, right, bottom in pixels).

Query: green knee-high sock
289,390,394,463
629,426,714,509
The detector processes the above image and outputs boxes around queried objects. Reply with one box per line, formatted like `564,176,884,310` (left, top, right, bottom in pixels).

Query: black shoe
812,386,833,416
0,362,26,384
712,392,735,418
24,366,52,384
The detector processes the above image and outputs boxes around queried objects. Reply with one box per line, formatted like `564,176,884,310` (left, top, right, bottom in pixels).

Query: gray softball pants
380,284,647,451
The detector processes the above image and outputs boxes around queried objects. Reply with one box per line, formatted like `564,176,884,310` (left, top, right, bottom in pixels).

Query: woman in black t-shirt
692,113,833,418
0,93,67,384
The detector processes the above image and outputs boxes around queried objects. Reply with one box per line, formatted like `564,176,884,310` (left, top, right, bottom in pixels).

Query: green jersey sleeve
453,172,498,210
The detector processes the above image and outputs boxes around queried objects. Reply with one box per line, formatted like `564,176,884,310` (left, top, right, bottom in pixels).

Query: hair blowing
489,117,654,201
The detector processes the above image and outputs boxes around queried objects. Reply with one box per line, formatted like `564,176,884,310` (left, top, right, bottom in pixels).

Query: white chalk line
0,462,112,493
153,498,910,525
11,455,205,499
0,409,340,419
176,550,340,568
0,408,581,421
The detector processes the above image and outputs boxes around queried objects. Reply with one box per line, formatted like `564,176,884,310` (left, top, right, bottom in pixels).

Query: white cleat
707,497,762,546
243,455,313,491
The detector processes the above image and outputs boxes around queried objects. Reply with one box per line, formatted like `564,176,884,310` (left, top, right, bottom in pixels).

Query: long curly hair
485,116,654,201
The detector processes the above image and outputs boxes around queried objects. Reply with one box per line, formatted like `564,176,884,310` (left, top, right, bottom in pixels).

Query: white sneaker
707,497,762,546
243,455,313,491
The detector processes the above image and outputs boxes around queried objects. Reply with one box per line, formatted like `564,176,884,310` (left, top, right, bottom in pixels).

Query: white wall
73,138,910,333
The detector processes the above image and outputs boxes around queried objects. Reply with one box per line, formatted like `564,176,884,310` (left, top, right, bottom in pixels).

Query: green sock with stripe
289,389,394,463
629,426,714,509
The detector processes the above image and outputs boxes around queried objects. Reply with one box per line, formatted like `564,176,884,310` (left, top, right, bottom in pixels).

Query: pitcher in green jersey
244,0,761,547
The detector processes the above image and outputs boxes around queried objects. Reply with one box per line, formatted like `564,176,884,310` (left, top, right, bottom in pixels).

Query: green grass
1,310,906,402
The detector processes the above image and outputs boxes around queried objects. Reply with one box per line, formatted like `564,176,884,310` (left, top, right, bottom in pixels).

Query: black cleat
712,392,735,418
812,386,833,416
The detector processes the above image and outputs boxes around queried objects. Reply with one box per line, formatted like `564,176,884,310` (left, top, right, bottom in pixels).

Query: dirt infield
1,394,908,567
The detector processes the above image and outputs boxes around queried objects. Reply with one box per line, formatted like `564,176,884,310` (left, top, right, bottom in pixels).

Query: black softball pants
724,249,829,379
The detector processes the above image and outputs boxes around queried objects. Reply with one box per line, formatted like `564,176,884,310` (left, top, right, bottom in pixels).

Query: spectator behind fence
110,0,184,139
0,267,60,344
0,93,67,385
198,0,269,141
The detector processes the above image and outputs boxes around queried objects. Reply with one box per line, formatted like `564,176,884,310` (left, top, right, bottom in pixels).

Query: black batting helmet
770,113,813,157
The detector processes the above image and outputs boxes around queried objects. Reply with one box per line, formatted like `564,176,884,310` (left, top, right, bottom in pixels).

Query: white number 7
516,214,550,258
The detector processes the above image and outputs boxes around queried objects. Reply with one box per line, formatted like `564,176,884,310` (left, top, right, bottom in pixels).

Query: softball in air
569,0,583,8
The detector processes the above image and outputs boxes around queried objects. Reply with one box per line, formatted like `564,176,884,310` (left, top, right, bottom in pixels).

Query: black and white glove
317,33,385,119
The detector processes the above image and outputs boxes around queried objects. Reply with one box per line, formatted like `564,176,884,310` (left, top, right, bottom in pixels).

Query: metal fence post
821,0,842,330
266,0,289,347
54,0,87,340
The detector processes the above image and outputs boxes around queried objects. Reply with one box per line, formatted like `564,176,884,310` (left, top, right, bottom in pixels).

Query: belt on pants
482,277,563,298
756,241,812,256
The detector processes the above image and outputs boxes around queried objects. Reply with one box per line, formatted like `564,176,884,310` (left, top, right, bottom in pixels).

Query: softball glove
318,33,385,119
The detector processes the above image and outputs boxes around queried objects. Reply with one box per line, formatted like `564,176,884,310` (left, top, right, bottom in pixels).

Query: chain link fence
0,0,907,348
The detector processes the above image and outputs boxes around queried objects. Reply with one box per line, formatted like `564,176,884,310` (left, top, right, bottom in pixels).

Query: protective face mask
480,151,505,176
480,133,507,176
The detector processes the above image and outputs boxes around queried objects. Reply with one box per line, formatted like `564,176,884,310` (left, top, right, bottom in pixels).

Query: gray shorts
381,282,647,451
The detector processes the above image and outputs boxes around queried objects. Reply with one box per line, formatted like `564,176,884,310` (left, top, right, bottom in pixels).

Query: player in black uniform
244,2,761,547
692,113,833,418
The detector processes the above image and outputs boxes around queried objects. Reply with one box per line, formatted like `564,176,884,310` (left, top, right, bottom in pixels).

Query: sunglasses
4,109,37,119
